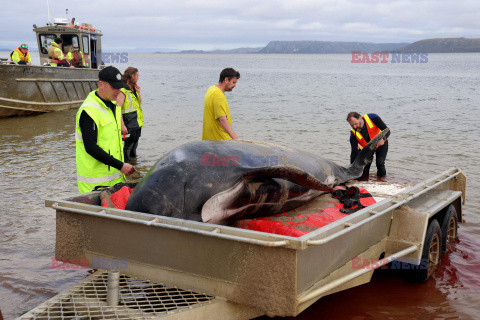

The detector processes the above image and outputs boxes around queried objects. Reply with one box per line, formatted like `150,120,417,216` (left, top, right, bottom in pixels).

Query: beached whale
125,129,389,224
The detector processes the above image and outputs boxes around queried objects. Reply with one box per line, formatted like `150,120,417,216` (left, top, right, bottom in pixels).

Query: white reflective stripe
122,91,136,113
83,103,108,114
122,106,136,114
77,172,122,184
126,91,133,109
75,131,83,141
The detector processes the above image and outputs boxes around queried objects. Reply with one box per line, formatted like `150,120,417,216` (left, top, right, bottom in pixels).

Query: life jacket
351,114,382,150
120,87,144,128
48,42,64,66
75,90,125,193
69,50,84,67
10,47,31,63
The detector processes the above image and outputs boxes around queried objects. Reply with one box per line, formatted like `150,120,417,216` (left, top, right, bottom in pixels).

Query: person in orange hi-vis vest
347,112,390,180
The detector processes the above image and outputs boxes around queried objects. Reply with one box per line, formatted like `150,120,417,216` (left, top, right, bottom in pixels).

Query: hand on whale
125,129,389,225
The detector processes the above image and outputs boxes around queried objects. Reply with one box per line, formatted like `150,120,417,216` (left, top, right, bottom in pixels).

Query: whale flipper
201,165,332,224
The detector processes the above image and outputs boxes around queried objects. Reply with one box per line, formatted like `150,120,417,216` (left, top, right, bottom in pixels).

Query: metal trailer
19,168,466,319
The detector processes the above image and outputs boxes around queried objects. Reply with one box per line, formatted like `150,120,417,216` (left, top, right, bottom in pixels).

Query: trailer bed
19,168,466,319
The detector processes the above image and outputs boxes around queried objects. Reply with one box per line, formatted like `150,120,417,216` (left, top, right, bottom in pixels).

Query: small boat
0,17,104,118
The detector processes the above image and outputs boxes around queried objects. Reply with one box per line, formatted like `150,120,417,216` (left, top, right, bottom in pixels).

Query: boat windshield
61,34,80,53
40,34,56,54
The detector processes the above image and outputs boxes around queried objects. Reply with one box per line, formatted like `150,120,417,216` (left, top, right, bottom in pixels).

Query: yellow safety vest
75,90,125,193
10,47,31,63
48,42,64,66
120,87,144,127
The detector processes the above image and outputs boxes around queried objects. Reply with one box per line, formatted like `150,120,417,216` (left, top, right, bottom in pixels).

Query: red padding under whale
100,183,136,209
100,183,375,238
233,187,375,237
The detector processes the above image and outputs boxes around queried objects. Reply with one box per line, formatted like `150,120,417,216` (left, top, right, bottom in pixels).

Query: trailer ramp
17,270,262,320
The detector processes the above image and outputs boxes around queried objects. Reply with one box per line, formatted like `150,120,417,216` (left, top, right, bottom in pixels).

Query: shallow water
0,53,479,319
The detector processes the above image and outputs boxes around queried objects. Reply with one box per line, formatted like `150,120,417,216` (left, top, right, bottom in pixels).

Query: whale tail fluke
349,128,389,178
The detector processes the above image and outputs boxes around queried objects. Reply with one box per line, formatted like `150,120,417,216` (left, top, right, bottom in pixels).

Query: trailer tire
440,205,458,252
408,219,442,283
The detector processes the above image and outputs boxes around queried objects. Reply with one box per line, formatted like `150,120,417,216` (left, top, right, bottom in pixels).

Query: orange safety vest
350,114,382,150
10,47,31,62
70,51,84,67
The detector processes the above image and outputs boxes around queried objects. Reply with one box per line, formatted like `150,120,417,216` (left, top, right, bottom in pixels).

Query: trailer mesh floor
18,270,215,320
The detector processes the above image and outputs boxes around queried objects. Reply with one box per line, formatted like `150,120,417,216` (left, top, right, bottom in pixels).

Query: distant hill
392,38,480,53
259,41,410,54
164,38,480,54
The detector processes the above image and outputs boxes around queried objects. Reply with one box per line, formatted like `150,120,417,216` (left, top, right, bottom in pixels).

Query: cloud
1,0,479,51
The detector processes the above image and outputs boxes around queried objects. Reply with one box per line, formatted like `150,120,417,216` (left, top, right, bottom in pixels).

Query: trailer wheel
408,219,442,283
441,205,458,252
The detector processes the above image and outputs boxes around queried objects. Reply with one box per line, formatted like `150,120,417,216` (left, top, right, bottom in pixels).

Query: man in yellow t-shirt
202,68,240,140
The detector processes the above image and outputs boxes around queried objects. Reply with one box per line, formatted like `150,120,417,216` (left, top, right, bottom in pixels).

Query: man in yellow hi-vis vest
10,43,31,65
75,66,135,193
48,37,71,67
347,111,390,180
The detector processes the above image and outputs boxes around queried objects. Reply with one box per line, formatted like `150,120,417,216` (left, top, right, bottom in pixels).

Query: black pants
131,128,142,157
124,128,141,163
360,141,388,179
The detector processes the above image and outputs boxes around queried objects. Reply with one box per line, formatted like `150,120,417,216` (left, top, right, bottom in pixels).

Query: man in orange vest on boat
10,44,31,65
347,112,390,180
48,38,71,67
67,45,86,68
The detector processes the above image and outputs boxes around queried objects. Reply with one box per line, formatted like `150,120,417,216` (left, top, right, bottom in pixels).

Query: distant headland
176,38,480,54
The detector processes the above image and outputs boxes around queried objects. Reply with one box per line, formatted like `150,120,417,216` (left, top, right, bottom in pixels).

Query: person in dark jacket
347,112,390,180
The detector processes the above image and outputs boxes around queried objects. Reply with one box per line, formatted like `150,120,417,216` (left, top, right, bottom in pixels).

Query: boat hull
0,64,99,118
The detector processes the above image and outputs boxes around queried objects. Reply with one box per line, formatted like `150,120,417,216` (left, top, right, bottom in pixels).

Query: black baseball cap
99,66,128,89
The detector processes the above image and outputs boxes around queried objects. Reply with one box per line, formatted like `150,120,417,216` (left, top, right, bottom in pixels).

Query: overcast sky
1,0,479,51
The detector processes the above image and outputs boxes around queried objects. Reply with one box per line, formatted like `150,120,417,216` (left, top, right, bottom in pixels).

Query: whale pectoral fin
202,166,334,225
245,165,334,191
201,179,248,225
